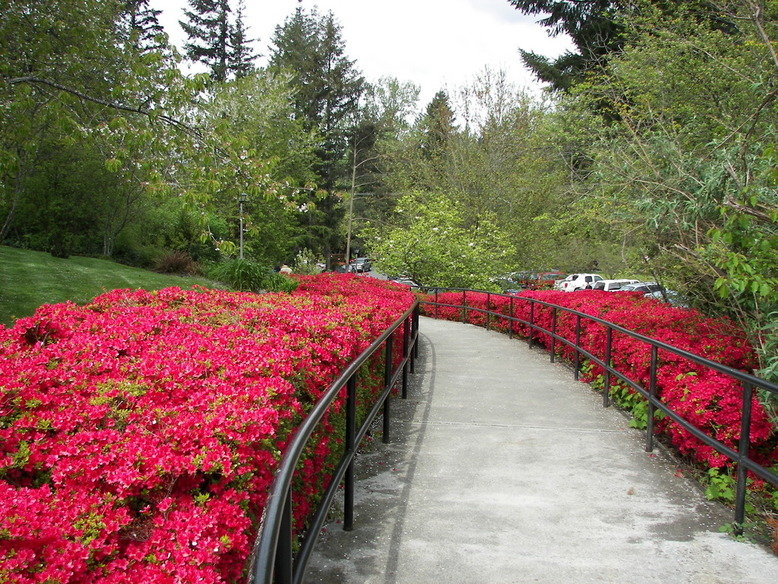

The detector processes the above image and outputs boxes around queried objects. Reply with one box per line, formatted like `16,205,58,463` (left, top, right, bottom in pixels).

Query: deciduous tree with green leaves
364,191,515,290
560,0,777,367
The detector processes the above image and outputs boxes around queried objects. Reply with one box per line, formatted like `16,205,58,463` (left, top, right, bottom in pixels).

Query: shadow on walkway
305,317,777,584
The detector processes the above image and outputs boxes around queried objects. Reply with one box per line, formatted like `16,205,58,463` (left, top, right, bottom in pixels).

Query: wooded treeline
0,0,775,374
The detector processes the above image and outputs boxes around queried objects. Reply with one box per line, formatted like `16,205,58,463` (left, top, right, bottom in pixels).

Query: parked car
348,257,372,272
621,282,664,295
622,282,688,307
557,273,604,291
592,279,641,292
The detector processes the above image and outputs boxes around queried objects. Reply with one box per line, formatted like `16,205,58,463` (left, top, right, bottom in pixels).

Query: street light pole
239,192,248,260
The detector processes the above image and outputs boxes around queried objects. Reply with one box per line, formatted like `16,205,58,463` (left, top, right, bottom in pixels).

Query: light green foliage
705,468,737,505
205,71,317,187
0,1,314,268
291,248,322,275
382,71,592,272
364,191,515,289
208,259,297,293
0,0,202,255
200,70,318,264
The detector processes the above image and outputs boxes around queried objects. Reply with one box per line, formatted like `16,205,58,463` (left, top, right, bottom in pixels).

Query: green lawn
0,246,223,326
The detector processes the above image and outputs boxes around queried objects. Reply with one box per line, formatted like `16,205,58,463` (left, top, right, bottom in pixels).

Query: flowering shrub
422,290,776,471
0,274,414,583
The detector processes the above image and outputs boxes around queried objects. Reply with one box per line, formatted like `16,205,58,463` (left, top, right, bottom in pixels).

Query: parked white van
556,273,604,291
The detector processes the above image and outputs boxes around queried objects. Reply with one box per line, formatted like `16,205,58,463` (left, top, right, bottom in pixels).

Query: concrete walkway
305,317,778,583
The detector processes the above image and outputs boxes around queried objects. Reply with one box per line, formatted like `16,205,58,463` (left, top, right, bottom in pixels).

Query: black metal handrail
247,302,420,584
419,287,778,533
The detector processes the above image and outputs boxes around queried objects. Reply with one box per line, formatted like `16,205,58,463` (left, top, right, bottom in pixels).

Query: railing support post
603,328,612,408
412,306,419,363
461,290,467,323
734,382,754,535
508,296,514,339
402,317,410,399
528,302,535,349
276,490,293,584
344,376,356,531
645,346,658,452
383,338,393,444
486,292,491,330
550,307,557,363
574,314,581,380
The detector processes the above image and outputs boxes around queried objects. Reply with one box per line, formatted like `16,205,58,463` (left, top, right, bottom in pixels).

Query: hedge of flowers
0,274,414,584
422,290,776,471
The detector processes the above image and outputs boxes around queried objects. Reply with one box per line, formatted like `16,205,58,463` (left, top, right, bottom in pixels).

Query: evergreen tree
180,0,231,82
507,0,624,91
268,7,364,265
506,0,735,92
269,7,364,189
418,90,456,160
121,0,166,53
227,0,256,78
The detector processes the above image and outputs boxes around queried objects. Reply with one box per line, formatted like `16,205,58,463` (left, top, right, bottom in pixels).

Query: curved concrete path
305,317,778,583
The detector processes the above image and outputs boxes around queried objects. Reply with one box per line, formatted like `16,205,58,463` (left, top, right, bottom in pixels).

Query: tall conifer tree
268,6,365,263
269,7,364,188
121,0,165,53
180,0,231,82
228,0,256,79
419,90,456,160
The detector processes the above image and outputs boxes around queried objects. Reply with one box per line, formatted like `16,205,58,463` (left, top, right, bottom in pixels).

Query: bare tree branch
7,76,201,138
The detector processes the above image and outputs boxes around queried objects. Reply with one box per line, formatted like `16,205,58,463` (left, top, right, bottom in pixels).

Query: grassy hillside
0,246,222,326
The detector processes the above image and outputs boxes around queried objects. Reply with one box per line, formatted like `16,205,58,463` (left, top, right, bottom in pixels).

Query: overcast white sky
151,0,572,104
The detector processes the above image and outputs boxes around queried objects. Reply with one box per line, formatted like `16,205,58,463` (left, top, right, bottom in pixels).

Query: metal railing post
646,346,658,452
461,290,467,323
603,328,612,408
344,376,356,531
734,382,754,535
550,307,557,363
574,314,581,380
383,338,393,444
508,296,514,339
402,318,410,399
486,292,491,330
412,306,419,363
529,302,535,349
276,491,293,584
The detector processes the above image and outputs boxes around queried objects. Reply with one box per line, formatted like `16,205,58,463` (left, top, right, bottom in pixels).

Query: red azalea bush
422,290,776,470
0,273,414,583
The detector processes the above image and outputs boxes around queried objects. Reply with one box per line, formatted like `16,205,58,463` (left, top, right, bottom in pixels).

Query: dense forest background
0,0,775,375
